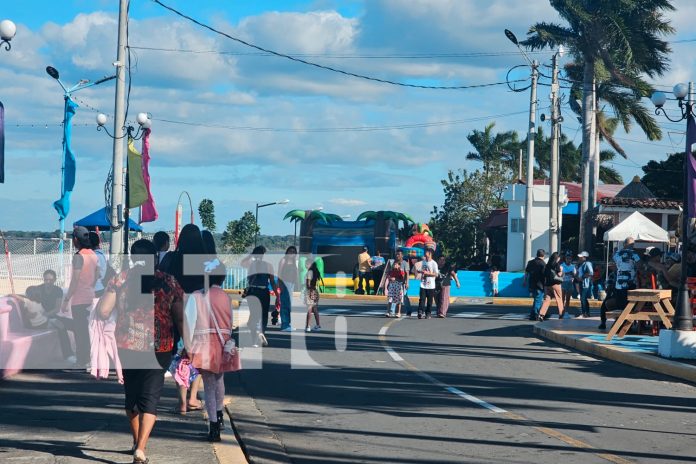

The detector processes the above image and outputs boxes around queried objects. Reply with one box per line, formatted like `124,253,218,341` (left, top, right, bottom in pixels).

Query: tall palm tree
466,122,522,171
522,0,674,250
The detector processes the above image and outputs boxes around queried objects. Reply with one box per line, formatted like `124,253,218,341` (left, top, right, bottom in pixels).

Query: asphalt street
233,300,696,464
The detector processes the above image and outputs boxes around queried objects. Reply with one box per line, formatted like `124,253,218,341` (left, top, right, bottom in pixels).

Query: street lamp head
278,199,290,205
46,66,60,80
141,119,152,129
136,112,149,126
650,91,667,108
0,19,16,41
504,29,518,45
673,83,688,100
96,113,108,127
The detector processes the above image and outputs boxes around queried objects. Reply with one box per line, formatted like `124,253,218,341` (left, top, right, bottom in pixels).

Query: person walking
560,252,576,310
537,252,565,320
384,260,406,317
188,261,241,442
153,231,171,270
304,258,322,332
576,251,594,317
158,224,206,414
57,226,98,368
97,239,184,464
241,246,279,347
437,256,460,318
599,237,640,330
278,246,298,332
523,249,546,321
356,247,372,295
393,250,411,315
417,248,439,319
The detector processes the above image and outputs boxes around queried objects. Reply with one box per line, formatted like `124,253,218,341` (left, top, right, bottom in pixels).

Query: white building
504,182,568,271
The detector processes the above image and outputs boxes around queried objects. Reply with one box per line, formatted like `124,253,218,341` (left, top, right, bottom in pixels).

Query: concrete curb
212,408,248,464
225,372,293,464
534,324,696,384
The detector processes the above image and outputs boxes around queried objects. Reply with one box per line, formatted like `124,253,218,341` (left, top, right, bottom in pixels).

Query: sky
1,0,696,236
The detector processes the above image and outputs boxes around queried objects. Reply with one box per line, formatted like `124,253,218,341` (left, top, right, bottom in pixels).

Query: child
304,259,322,332
385,261,406,318
489,266,499,297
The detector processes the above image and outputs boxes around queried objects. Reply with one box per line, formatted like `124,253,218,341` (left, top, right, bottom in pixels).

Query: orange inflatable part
405,233,435,249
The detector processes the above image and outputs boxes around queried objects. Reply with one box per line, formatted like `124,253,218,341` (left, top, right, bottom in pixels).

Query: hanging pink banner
140,128,159,223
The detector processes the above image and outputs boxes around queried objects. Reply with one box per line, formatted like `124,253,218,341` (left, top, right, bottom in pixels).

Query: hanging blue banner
53,97,78,219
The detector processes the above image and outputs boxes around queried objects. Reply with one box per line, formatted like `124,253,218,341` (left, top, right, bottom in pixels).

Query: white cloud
329,198,367,206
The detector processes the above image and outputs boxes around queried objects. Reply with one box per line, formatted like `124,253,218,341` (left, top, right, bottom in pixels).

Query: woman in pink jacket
188,261,241,442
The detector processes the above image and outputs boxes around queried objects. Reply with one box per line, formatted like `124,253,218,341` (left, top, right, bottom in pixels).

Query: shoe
259,333,268,347
306,327,312,332
576,314,585,319
396,314,402,318
417,313,423,319
133,449,149,463
312,325,321,332
207,421,221,442
536,314,545,322
217,410,226,431
426,314,432,319
437,314,446,318
528,314,537,321
598,322,606,330
558,313,565,320
280,327,294,332
385,313,392,318
407,313,412,318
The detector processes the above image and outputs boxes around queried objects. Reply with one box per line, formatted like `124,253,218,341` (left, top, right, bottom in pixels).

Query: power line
151,0,526,91
127,45,552,59
152,108,538,133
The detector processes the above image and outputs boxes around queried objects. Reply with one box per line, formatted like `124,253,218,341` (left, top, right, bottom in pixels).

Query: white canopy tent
603,211,670,243
602,211,671,282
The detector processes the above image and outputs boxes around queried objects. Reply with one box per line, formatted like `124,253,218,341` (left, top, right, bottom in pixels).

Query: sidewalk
535,318,696,384
0,369,246,463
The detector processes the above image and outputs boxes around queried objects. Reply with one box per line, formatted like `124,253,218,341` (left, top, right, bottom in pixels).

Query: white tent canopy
602,211,670,243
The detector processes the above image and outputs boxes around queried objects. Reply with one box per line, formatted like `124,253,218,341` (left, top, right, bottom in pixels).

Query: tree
466,122,522,171
523,0,674,250
198,199,216,232
533,126,623,184
221,211,258,254
641,152,684,200
430,164,513,267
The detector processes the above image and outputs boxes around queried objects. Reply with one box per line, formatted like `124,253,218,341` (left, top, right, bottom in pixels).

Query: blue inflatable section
404,271,528,298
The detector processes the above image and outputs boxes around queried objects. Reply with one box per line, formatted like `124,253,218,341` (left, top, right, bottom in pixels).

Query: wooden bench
605,289,674,341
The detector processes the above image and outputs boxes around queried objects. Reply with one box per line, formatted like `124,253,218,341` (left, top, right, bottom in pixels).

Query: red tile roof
533,180,623,202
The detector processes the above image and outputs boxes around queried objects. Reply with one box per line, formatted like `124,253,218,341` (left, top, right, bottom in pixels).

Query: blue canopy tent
73,207,143,232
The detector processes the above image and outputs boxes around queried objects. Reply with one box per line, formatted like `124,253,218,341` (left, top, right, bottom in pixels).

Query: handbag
205,292,240,372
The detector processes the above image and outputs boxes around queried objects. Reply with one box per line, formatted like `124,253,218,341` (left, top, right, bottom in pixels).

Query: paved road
233,300,696,464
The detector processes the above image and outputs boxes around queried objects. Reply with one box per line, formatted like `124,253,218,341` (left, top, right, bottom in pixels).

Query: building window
510,218,521,233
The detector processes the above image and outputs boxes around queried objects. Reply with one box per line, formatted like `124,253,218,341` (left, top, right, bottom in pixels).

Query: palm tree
283,209,343,253
357,210,414,252
466,122,522,171
522,0,674,250
534,125,622,184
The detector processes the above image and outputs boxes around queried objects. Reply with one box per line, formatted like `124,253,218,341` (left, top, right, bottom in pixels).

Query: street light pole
651,82,695,332
255,199,290,247
109,0,129,258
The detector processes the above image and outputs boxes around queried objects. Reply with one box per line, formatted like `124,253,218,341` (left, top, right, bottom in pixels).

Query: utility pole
109,0,129,258
549,53,560,253
523,60,539,269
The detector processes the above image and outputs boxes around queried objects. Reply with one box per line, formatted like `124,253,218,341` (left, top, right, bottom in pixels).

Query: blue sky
1,0,695,236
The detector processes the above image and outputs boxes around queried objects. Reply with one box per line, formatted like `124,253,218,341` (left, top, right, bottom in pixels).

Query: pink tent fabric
140,128,158,223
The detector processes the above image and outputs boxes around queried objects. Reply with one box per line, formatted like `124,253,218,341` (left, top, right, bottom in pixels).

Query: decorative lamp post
255,199,290,247
651,82,695,333
0,20,16,51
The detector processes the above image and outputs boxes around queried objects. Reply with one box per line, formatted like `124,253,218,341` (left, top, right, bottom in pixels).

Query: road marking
452,312,485,318
378,319,634,464
499,313,528,320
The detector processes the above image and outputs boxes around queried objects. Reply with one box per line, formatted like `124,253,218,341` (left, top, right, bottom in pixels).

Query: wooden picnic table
605,289,675,341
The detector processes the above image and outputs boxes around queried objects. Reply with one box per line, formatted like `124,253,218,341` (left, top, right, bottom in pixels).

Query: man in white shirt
417,248,439,319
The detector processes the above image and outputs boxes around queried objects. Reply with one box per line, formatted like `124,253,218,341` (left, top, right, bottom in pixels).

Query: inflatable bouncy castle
400,223,437,257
